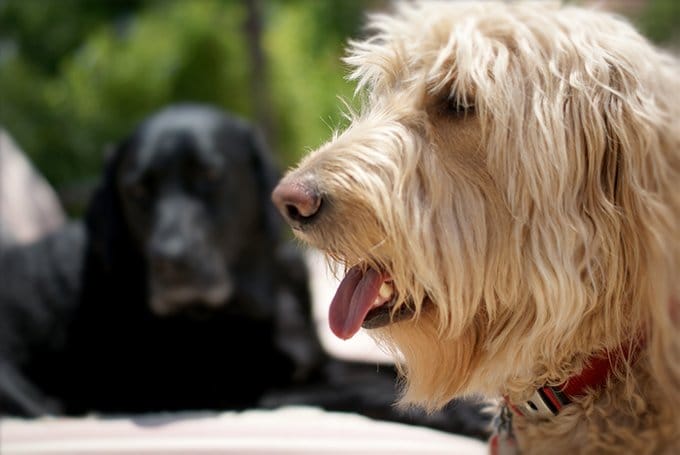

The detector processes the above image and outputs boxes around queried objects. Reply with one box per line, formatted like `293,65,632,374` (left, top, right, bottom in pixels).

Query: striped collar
507,340,642,420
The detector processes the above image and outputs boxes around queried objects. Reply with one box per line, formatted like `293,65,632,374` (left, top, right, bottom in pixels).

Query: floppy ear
84,137,135,271
245,127,285,244
590,59,680,410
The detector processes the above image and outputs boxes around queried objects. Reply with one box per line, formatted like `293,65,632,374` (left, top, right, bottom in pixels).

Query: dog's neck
492,340,643,454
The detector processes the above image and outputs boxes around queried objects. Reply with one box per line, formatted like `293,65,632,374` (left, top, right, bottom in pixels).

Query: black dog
0,104,488,437
0,221,85,416
0,104,324,415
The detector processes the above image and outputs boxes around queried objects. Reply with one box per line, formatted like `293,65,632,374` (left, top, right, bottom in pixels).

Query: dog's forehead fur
126,106,252,177
347,2,643,91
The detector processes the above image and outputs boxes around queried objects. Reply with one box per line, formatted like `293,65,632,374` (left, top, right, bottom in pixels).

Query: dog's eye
445,97,474,116
191,170,222,195
127,183,148,200
202,168,221,182
191,166,221,183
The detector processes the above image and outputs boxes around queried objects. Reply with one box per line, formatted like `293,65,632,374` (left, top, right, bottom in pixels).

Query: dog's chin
149,282,233,317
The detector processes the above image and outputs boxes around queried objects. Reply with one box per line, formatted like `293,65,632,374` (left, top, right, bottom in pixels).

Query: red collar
507,340,642,419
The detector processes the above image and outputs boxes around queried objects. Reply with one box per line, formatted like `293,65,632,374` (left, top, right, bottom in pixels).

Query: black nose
149,236,191,279
271,180,322,227
151,256,185,280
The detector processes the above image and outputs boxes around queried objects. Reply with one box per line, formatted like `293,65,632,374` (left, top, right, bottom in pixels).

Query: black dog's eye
126,182,149,201
191,168,222,195
190,164,222,183
202,168,221,182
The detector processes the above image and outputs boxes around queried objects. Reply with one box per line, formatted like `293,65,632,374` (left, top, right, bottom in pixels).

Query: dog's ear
84,137,134,270
592,61,680,408
245,127,285,243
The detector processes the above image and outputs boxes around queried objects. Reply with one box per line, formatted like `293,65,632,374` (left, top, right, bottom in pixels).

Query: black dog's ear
84,137,134,270
246,128,285,243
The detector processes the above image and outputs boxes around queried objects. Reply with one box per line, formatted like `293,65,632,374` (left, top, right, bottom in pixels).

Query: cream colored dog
273,2,680,453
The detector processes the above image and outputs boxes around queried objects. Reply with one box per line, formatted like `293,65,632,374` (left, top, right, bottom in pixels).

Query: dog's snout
272,180,322,227
149,232,192,275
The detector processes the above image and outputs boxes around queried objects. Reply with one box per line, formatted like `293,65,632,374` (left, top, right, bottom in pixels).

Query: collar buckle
514,386,571,420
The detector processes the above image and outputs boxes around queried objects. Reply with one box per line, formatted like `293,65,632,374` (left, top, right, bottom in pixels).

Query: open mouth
328,264,414,340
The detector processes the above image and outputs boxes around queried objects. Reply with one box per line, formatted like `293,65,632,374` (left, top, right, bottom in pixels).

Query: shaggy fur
274,2,680,453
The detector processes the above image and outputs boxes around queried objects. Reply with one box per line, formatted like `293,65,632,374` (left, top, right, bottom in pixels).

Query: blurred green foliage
637,0,680,43
0,0,677,197
266,1,365,165
0,0,368,190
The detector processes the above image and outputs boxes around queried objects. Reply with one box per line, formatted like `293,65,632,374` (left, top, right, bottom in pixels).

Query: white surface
306,250,395,364
0,407,487,455
0,129,65,244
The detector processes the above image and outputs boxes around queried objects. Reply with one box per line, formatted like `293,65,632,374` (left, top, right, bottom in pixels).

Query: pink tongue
329,266,384,340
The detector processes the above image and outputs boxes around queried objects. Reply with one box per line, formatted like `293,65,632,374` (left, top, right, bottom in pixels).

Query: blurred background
1,0,677,216
0,0,375,215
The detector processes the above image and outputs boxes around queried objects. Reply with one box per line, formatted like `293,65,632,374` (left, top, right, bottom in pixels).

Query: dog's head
274,2,680,409
89,104,281,316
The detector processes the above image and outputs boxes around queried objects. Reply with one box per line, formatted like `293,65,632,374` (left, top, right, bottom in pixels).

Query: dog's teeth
371,282,395,308
379,281,394,300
